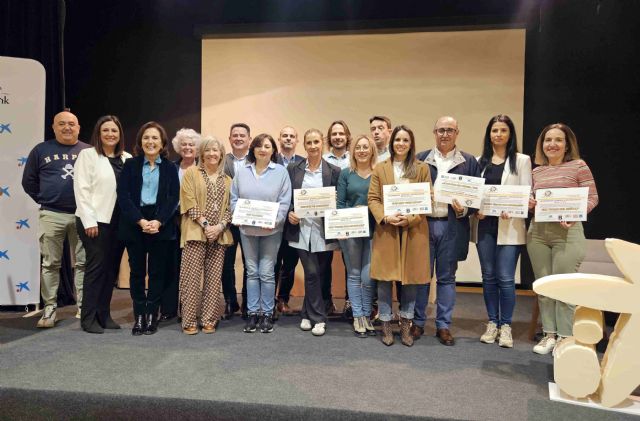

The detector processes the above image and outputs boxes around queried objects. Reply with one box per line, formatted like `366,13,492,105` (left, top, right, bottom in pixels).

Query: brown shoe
182,326,198,335
381,321,394,346
276,300,293,316
436,328,455,346
201,322,217,334
410,324,424,339
400,318,414,347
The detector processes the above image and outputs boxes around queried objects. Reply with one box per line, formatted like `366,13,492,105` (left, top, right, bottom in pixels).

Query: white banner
0,56,45,305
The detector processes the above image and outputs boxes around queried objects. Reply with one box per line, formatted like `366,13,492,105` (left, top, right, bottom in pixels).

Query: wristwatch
201,220,209,229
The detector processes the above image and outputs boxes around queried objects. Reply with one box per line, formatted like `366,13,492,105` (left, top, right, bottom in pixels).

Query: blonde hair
199,136,226,175
348,135,377,171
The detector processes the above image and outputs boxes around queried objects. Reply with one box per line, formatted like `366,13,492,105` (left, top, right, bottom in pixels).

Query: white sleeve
73,149,98,228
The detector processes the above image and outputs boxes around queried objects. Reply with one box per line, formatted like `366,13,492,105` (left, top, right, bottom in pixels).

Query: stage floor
0,289,632,420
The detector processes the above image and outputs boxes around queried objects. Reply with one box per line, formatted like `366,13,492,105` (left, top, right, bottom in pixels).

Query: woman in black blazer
117,121,180,336
285,128,341,336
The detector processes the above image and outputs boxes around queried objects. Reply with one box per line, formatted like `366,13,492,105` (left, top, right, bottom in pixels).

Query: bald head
278,125,298,155
433,116,459,154
52,111,80,145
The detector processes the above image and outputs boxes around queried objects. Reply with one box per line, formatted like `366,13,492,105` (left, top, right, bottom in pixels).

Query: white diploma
232,198,279,228
382,182,432,216
324,207,370,239
480,184,530,218
433,173,485,209
534,187,589,222
293,186,337,218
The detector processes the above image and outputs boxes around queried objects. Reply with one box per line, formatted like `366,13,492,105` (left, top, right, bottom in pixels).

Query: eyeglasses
435,128,457,136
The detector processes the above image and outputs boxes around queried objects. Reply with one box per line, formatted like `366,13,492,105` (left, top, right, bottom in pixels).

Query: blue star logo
0,123,11,134
0,186,9,197
16,281,30,292
0,250,8,260
18,157,28,166
16,219,30,229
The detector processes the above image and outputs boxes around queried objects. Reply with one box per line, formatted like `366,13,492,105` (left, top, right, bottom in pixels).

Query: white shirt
432,147,457,217
323,151,350,170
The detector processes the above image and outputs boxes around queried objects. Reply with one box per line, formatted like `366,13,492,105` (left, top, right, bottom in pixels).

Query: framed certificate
433,173,485,209
232,198,279,228
535,187,589,222
324,207,370,239
480,184,530,218
293,186,337,218
382,182,432,216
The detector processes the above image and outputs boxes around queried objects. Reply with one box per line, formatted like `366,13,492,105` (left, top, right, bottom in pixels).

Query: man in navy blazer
413,116,481,346
274,126,304,315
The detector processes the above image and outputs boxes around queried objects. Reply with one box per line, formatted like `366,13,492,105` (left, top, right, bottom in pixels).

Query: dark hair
369,115,392,130
246,133,278,164
389,125,417,179
230,123,251,136
91,115,124,157
134,121,169,158
325,120,352,152
479,115,518,175
534,123,581,166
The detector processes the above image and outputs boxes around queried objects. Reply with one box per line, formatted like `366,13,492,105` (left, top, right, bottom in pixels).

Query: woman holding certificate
368,125,431,347
179,137,233,335
337,135,378,337
471,115,532,348
286,128,341,337
231,134,291,334
527,123,598,355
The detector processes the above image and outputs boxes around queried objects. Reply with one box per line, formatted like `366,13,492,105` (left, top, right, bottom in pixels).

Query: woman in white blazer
74,115,132,333
471,115,531,348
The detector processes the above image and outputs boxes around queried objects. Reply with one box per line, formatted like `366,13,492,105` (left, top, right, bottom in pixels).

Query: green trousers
526,221,586,337
38,210,86,308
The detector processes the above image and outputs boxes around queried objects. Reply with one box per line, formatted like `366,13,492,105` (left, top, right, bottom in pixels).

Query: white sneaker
480,322,499,344
498,324,513,348
37,305,57,328
532,334,557,354
75,308,81,319
552,336,567,357
300,318,312,331
311,322,326,336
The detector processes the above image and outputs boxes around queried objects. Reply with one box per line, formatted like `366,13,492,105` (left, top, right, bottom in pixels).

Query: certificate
294,186,336,218
479,184,530,218
324,207,370,239
232,198,279,228
433,173,485,209
382,183,432,216
535,187,589,222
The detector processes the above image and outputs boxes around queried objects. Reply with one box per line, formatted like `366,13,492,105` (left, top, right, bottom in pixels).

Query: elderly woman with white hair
172,128,201,183
179,136,233,334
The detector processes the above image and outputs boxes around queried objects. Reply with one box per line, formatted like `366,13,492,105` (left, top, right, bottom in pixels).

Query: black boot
144,312,159,335
131,314,145,336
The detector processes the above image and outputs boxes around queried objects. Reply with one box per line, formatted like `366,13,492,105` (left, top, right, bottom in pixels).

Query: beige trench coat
367,159,431,285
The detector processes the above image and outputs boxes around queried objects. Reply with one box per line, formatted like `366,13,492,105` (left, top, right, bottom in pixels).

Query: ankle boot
132,314,145,336
381,321,394,346
144,312,159,335
400,318,414,347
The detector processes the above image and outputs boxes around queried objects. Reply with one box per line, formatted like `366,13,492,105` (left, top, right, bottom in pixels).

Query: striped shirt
532,159,599,214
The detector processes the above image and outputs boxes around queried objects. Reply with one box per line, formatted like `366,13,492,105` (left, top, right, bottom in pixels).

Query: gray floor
0,290,631,420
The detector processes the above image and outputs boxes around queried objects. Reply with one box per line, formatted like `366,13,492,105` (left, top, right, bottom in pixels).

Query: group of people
21,110,598,355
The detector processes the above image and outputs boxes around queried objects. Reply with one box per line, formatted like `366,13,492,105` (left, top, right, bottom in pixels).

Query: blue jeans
414,219,458,329
378,282,417,322
339,238,373,318
476,224,520,326
240,231,282,316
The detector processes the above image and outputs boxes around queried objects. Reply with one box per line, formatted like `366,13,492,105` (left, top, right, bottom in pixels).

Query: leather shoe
410,324,424,339
436,328,455,346
144,313,159,335
159,313,176,323
182,326,198,335
131,314,145,336
222,302,240,320
276,300,293,316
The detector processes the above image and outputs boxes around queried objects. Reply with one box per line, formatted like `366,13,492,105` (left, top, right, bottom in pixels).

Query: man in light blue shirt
276,126,304,168
322,120,351,170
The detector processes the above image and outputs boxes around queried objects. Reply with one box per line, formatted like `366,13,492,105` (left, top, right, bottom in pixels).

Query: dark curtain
1,0,77,307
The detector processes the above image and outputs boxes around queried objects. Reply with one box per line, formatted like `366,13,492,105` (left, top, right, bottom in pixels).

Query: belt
429,217,449,221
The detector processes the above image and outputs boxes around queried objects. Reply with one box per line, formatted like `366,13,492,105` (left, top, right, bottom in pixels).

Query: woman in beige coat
368,125,431,347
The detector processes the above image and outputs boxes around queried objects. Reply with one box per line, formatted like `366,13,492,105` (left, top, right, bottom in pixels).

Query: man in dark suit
221,123,251,319
274,126,304,315
413,116,481,346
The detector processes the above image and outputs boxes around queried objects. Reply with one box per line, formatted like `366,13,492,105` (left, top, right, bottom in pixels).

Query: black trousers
297,249,332,324
222,225,246,305
274,236,299,302
160,237,180,316
77,217,124,330
126,236,171,316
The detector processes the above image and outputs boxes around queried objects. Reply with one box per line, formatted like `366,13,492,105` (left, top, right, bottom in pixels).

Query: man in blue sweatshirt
22,111,90,327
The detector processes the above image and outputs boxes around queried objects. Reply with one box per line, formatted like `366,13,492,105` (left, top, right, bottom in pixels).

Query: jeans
476,223,520,326
340,238,373,318
414,219,457,329
240,231,282,316
527,221,585,337
378,282,417,322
